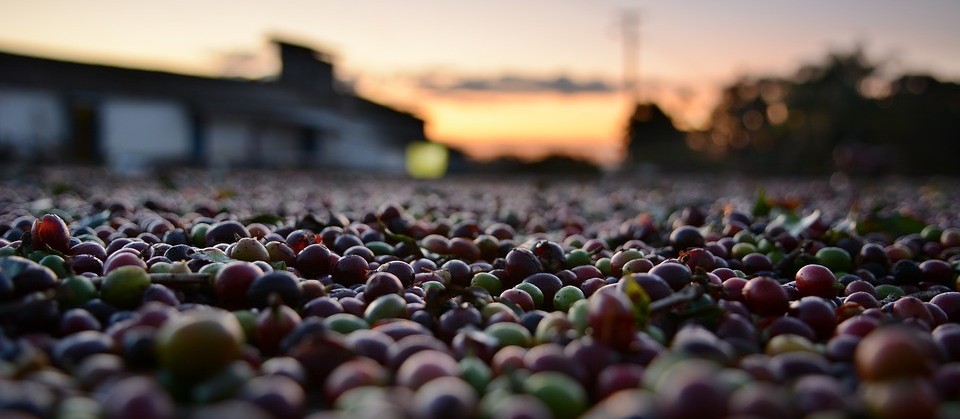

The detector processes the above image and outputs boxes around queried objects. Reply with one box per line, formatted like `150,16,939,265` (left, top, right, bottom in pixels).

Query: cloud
417,73,621,95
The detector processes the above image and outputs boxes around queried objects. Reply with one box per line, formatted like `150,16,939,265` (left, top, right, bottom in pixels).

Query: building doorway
70,100,101,164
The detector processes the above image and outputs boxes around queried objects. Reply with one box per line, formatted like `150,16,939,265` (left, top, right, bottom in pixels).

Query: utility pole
621,9,640,104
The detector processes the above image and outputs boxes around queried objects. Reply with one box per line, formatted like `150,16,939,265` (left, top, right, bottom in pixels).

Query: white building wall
0,87,67,155
258,125,301,167
205,118,304,168
205,116,252,168
321,118,405,172
0,86,410,173
100,98,191,170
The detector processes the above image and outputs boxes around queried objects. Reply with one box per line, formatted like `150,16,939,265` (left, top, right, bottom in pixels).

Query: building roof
0,41,423,131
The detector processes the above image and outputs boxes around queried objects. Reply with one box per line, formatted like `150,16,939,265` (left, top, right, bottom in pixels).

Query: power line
621,9,640,103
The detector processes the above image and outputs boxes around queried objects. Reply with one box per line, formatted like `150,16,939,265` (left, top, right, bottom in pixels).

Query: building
0,39,426,172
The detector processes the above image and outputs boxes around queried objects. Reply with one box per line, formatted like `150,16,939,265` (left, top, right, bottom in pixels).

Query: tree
868,75,960,174
623,102,697,170
629,46,960,175
694,47,960,175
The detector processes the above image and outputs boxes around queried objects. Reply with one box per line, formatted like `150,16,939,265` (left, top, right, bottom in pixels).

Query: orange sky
2,1,958,166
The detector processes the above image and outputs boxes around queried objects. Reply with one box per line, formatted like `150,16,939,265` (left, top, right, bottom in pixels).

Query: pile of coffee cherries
0,169,959,419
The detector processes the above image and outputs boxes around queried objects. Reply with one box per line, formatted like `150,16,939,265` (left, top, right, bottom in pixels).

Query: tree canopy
623,47,960,175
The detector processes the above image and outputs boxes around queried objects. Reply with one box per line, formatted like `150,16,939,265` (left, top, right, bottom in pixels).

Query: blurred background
0,0,958,176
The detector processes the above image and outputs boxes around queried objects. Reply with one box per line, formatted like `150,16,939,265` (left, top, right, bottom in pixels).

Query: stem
879,288,942,305
649,284,702,312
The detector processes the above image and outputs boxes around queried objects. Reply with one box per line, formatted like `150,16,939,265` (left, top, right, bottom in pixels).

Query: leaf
381,223,424,259
462,286,491,307
667,298,725,327
833,214,858,234
190,249,233,263
245,214,285,226
269,261,287,271
769,209,821,237
650,284,705,312
50,182,73,196
622,275,650,327
423,283,459,317
855,212,926,238
752,187,771,217
215,189,236,200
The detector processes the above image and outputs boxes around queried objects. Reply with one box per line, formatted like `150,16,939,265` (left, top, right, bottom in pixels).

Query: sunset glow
1,0,958,165
425,93,628,161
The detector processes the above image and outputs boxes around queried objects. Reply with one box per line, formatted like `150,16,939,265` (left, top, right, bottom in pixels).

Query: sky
2,0,959,165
